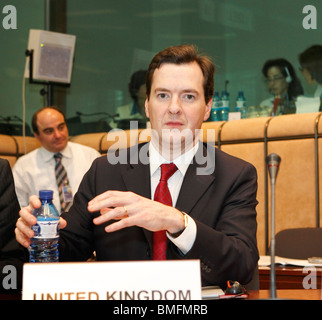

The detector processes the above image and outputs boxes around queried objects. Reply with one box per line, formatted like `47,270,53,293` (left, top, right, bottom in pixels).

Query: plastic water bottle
210,91,222,121
221,91,230,121
235,91,247,119
29,190,60,263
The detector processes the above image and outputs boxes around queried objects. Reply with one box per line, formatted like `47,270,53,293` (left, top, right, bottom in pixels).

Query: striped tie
54,153,72,213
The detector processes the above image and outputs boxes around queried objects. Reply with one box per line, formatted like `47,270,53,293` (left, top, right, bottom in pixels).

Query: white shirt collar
39,142,72,162
149,141,200,177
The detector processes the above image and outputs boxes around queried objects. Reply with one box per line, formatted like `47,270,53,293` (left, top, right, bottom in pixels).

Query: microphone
267,153,281,182
266,153,281,299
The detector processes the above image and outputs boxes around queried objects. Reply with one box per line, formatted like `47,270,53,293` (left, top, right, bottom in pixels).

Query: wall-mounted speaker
24,29,76,84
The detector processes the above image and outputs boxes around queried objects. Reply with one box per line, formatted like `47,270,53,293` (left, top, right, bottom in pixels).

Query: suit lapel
176,143,216,217
122,162,151,198
121,143,151,198
120,143,153,247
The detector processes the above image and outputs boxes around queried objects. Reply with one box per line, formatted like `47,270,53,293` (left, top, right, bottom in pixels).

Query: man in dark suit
0,158,27,293
16,45,259,288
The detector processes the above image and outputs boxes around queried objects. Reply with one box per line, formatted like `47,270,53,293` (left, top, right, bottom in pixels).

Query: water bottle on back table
210,91,222,121
235,91,247,119
221,90,230,121
29,190,60,262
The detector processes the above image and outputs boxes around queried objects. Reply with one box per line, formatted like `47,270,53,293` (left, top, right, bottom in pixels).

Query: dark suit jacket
0,159,19,249
60,143,259,287
0,158,28,293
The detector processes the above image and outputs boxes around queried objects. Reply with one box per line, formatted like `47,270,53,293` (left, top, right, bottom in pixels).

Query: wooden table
259,266,322,289
248,289,321,300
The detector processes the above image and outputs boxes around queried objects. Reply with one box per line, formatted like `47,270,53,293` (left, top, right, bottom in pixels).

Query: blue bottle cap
39,190,53,200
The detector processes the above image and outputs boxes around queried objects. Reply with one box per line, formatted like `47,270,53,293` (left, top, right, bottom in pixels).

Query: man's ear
203,98,212,121
145,98,150,118
34,132,41,142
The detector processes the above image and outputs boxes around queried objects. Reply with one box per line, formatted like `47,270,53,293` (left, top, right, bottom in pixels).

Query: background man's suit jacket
60,143,259,287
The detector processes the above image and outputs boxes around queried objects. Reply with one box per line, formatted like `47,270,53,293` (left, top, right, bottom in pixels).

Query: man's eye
183,94,195,101
157,93,169,99
43,129,53,135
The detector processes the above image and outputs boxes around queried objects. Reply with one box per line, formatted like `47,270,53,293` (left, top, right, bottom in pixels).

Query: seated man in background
16,45,259,288
13,106,100,214
0,158,27,293
299,44,322,99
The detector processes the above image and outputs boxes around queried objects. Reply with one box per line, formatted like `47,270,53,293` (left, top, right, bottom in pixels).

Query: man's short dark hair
146,44,215,104
299,45,322,84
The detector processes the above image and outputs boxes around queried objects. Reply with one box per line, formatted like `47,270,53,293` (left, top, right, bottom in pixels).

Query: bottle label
32,220,59,239
222,101,229,108
236,101,246,109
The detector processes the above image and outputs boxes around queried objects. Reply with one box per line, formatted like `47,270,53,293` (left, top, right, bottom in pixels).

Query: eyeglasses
265,76,285,83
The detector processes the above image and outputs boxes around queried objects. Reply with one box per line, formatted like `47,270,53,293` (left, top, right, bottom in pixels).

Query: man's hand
15,195,67,248
88,190,185,235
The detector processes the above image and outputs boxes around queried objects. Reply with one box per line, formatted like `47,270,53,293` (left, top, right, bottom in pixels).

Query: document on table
259,255,322,267
201,286,224,299
296,96,320,114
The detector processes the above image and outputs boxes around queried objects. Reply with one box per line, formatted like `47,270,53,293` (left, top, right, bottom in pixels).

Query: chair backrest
275,228,322,259
13,135,41,156
200,121,225,146
101,129,142,154
0,134,18,167
70,132,106,153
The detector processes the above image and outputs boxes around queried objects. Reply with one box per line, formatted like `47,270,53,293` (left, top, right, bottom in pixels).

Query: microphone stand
269,174,277,299
266,153,281,299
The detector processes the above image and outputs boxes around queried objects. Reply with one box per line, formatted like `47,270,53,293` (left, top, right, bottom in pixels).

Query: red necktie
153,163,178,260
271,96,280,116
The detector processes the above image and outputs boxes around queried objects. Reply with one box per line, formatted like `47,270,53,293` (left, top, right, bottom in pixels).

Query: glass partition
0,0,321,135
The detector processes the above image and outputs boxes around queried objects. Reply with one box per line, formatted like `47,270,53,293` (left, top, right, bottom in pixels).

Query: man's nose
53,129,62,138
168,96,182,114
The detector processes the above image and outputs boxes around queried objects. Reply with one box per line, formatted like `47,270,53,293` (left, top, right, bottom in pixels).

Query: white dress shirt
13,141,100,213
149,141,198,255
314,84,322,98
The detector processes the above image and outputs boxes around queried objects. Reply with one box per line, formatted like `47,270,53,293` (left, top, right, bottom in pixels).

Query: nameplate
228,112,241,121
22,260,201,300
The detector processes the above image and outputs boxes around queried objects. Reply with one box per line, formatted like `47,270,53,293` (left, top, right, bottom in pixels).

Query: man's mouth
165,121,183,128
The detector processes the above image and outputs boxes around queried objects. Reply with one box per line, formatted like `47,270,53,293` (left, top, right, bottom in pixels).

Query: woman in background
260,58,303,116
